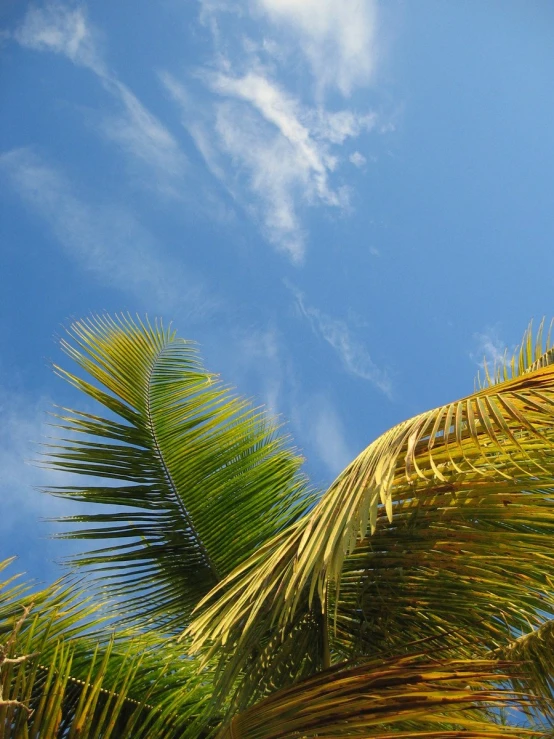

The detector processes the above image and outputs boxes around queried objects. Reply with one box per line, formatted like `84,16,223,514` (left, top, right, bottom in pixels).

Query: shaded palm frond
332,482,554,660
495,619,554,726
44,314,315,631
217,655,536,738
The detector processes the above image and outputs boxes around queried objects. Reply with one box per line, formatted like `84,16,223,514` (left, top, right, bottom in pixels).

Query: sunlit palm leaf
217,655,536,738
44,315,314,631
477,320,554,389
188,327,554,704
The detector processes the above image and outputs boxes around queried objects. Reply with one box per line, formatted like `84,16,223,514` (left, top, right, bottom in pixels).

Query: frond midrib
144,341,220,584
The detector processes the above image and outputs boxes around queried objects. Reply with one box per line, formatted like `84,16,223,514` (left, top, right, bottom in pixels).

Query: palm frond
43,314,315,631
188,323,554,701
217,655,536,738
494,619,554,726
0,559,220,737
477,319,554,389
331,481,554,659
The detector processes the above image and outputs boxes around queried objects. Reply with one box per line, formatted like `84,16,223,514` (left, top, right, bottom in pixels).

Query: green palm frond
44,315,315,631
188,326,554,699
0,559,220,737
216,655,536,738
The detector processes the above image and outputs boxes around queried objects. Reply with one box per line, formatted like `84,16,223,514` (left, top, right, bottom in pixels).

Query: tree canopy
3,315,554,737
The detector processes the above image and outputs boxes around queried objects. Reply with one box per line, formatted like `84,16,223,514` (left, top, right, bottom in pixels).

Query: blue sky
1,0,554,584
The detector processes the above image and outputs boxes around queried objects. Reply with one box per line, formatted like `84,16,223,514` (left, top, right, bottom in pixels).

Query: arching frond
188,323,554,706
44,315,315,632
217,656,535,738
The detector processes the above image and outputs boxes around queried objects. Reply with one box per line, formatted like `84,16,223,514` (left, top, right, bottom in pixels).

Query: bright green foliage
43,315,314,632
4,316,554,736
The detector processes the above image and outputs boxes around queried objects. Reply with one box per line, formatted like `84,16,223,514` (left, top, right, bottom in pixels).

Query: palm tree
3,314,554,736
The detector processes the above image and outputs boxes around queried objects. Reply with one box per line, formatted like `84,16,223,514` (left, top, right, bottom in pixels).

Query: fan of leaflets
188,321,554,718
42,315,315,633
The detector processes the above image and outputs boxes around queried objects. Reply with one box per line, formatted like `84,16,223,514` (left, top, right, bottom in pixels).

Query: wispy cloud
349,151,367,168
0,383,92,577
307,396,354,477
225,324,354,477
160,0,385,261
163,70,375,262
14,0,105,73
288,282,392,397
14,2,187,193
232,327,284,416
471,326,508,378
0,148,213,317
251,0,378,96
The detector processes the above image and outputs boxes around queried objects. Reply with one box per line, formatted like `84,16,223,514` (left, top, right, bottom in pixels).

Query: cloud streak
307,396,354,477
0,383,94,580
161,0,384,261
471,327,509,383
252,0,378,96
288,283,392,396
14,2,187,193
0,148,213,317
163,71,375,262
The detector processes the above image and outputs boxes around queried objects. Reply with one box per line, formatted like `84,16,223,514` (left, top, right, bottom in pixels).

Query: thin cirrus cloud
251,0,379,96
14,2,187,193
0,386,84,533
162,69,376,263
163,0,382,263
287,282,393,397
295,394,354,477
230,326,355,477
471,327,508,380
0,148,213,317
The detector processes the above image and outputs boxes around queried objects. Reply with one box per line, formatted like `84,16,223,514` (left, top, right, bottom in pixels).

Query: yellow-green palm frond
331,480,554,660
216,655,537,738
477,319,554,390
188,323,554,702
43,314,316,632
494,618,554,727
0,559,219,737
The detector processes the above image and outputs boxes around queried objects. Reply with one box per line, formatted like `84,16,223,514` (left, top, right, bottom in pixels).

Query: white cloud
0,388,58,527
231,327,284,417
14,1,105,73
14,2,187,192
472,327,508,381
164,0,385,260
251,0,378,96
349,151,367,168
210,73,338,204
0,148,213,317
288,282,392,396
99,80,187,189
163,71,374,262
222,325,353,477
0,384,95,578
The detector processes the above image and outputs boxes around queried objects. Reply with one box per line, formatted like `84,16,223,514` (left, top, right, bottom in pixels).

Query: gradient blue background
1,0,554,585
